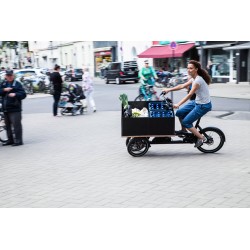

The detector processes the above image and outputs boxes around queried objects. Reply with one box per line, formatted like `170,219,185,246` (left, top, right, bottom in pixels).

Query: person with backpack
138,60,158,100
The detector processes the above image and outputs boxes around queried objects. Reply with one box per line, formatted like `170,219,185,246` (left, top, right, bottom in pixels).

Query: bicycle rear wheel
197,127,225,153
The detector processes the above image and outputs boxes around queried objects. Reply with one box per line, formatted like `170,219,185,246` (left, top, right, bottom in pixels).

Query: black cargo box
121,101,175,137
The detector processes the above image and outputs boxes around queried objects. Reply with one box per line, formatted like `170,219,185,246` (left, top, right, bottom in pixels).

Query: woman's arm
163,79,193,93
174,83,199,108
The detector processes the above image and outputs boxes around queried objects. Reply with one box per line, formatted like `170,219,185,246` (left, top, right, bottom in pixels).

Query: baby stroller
58,84,87,116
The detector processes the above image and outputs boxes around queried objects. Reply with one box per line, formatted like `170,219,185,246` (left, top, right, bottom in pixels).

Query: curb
27,94,51,99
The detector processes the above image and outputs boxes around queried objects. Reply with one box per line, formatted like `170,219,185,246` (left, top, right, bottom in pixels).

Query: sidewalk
91,78,250,100
209,82,250,99
1,110,250,208
26,80,250,100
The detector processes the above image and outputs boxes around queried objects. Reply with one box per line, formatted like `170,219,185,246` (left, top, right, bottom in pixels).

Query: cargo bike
121,94,226,157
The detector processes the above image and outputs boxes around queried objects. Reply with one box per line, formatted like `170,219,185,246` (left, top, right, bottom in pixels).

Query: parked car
14,69,49,93
105,61,139,84
65,68,83,81
14,69,44,77
59,67,67,77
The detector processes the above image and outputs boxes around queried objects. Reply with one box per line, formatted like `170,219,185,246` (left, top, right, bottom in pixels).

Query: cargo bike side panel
121,101,175,137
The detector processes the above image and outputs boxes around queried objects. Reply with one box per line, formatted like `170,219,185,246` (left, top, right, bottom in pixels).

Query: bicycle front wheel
197,127,225,153
127,137,149,157
134,95,145,101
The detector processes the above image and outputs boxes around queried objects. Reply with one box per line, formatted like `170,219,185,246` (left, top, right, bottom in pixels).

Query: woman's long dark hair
189,60,211,85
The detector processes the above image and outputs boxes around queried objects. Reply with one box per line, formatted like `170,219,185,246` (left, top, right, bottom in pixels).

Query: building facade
28,41,95,76
0,41,29,69
26,41,250,83
117,41,153,69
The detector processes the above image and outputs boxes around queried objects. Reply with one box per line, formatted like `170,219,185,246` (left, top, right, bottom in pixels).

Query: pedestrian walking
207,60,213,81
82,67,96,112
0,69,26,146
50,64,63,117
162,60,212,148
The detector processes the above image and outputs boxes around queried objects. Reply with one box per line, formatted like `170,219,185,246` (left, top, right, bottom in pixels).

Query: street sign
170,41,177,50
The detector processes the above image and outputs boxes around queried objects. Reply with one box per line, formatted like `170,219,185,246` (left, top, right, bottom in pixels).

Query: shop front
196,42,237,83
94,48,112,77
137,42,198,73
93,41,118,77
223,42,250,83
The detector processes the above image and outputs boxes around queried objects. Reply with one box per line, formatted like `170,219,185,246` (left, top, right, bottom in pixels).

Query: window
131,47,137,60
109,63,121,70
210,49,230,77
75,69,83,73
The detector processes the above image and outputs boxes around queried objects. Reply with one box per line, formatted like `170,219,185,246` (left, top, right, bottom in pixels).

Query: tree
0,41,29,68
0,41,28,49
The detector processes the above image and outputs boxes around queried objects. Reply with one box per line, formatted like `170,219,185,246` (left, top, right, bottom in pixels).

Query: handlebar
160,91,173,106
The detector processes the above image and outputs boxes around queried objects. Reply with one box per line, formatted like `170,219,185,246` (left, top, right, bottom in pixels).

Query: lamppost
49,41,53,68
17,41,22,69
197,41,207,68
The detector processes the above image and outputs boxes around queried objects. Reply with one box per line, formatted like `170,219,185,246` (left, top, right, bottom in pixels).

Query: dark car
105,61,139,84
65,68,83,81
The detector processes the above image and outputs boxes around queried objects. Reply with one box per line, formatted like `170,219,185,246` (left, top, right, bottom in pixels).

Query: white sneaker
194,136,206,148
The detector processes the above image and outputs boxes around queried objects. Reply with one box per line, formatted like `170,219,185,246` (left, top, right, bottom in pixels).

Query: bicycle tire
126,137,131,146
127,137,149,157
197,127,225,153
134,95,145,101
0,126,8,143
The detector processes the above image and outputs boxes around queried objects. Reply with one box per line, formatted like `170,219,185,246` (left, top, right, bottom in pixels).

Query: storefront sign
95,51,111,56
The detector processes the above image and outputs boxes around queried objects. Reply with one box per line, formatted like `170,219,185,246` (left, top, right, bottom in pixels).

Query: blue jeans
176,100,212,129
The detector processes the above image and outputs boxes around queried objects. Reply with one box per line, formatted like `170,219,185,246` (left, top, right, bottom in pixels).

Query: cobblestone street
1,110,250,207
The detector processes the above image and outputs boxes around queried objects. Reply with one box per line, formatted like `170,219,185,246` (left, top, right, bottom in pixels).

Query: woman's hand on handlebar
173,104,180,109
162,88,170,94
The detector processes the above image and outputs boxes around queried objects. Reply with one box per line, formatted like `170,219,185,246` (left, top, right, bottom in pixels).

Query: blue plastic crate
148,101,174,118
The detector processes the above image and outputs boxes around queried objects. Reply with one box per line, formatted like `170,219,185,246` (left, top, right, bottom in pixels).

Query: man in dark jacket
0,70,26,146
50,64,63,116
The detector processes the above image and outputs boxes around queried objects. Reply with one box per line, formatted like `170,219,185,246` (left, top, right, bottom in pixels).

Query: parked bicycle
0,104,7,143
19,76,34,95
167,73,189,88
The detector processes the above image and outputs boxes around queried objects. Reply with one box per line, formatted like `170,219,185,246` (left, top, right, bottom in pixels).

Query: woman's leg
53,92,61,116
176,101,195,131
88,91,96,112
182,102,212,139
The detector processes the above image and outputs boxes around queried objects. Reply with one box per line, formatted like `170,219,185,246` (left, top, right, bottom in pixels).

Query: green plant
119,94,128,109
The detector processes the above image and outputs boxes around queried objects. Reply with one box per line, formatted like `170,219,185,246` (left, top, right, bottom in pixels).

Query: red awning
137,43,195,58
